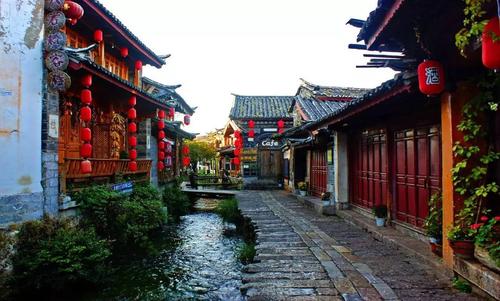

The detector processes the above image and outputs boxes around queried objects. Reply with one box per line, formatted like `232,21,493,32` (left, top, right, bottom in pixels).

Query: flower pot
474,245,500,273
375,217,385,227
299,190,306,197
429,242,443,257
449,240,475,259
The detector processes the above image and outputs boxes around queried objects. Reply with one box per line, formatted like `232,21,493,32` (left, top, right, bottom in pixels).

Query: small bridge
180,182,240,198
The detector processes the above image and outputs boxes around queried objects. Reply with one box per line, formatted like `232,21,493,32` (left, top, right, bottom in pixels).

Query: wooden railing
61,158,152,192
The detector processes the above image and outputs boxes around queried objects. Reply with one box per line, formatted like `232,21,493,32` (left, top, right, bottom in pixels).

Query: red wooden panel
393,126,442,228
310,149,327,197
349,129,387,209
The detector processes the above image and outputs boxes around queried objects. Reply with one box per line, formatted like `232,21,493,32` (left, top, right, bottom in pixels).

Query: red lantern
80,160,92,174
234,139,242,148
278,128,284,134
158,161,165,171
81,74,92,88
80,106,91,122
63,1,84,21
80,127,91,142
234,148,241,156
184,115,191,126
128,160,137,172
80,143,92,158
128,108,137,120
168,107,175,118
158,120,165,130
128,122,137,133
277,119,285,128
158,110,165,119
234,130,241,138
248,130,255,138
165,156,172,166
158,130,165,139
233,157,241,165
81,89,92,105
482,17,500,70
120,47,129,58
183,157,191,167
182,145,190,155
93,29,103,43
158,141,165,150
418,60,445,96
158,151,165,160
248,120,255,128
129,149,137,160
129,96,137,106
135,60,143,71
128,136,137,147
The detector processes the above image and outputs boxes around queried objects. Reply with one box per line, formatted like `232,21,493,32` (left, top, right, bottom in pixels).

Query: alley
237,191,481,301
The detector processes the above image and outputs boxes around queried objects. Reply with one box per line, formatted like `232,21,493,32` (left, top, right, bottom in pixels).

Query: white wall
0,0,44,197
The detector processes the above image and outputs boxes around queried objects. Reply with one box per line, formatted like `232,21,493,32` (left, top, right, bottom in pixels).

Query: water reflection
83,211,245,301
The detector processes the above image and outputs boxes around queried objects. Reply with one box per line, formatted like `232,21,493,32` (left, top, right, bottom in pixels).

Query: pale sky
99,0,396,135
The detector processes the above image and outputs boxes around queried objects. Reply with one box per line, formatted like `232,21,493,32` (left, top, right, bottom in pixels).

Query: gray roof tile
229,95,294,119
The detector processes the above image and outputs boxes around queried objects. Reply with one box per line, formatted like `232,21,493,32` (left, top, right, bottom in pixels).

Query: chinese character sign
418,60,445,96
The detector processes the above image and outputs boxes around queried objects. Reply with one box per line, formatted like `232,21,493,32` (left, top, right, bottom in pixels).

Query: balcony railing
61,158,152,192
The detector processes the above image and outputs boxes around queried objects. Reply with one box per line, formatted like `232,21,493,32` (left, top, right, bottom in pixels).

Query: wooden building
219,95,294,180
282,80,366,197
57,0,195,192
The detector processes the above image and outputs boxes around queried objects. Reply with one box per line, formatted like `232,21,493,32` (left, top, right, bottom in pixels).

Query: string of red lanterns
165,141,172,168
182,144,190,168
158,110,166,172
128,96,138,172
233,130,242,171
248,120,255,141
80,74,93,174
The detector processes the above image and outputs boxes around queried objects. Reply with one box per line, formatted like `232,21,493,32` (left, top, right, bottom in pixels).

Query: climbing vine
449,72,500,240
455,0,492,56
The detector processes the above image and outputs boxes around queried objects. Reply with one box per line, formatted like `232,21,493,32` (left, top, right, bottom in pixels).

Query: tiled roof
297,79,368,100
305,72,416,130
164,120,196,139
142,77,195,115
229,95,295,120
357,0,404,43
295,79,368,121
68,52,172,109
87,0,165,67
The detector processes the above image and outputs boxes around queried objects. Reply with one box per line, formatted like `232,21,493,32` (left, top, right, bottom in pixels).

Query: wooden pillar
440,84,476,267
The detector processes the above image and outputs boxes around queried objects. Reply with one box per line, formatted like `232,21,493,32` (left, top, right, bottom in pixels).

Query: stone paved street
237,191,483,301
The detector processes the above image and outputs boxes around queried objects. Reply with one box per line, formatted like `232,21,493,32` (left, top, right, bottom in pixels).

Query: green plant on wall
455,0,492,56
449,72,500,241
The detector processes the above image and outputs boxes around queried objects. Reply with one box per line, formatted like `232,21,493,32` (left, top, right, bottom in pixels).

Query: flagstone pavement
237,190,483,301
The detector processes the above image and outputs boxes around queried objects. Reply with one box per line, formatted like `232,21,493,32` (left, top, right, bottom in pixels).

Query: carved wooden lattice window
105,54,128,80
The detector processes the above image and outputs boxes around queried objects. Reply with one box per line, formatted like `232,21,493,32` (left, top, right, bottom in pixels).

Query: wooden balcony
61,158,152,192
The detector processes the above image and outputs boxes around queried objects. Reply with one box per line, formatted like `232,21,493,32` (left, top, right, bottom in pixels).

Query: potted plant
373,204,387,227
473,215,500,272
424,193,442,256
297,182,307,196
447,224,476,259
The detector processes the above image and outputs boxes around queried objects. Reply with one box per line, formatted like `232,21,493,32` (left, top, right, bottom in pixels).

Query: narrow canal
81,199,246,301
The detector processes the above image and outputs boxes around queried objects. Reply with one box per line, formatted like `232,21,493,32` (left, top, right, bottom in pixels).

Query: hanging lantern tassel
482,17,500,70
417,60,445,96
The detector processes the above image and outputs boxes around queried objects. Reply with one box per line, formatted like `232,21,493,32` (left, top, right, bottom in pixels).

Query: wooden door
394,126,441,228
310,149,327,197
258,149,282,179
93,123,111,159
349,129,388,209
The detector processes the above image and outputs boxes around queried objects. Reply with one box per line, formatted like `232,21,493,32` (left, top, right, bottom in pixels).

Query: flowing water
81,200,245,301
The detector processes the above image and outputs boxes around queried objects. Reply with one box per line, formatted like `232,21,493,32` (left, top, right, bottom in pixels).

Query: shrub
216,198,240,224
11,216,111,291
452,277,472,293
424,193,442,239
163,185,190,221
0,231,12,273
237,242,256,264
73,185,123,240
75,185,166,248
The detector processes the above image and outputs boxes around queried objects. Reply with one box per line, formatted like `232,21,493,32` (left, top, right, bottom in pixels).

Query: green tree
185,140,217,170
